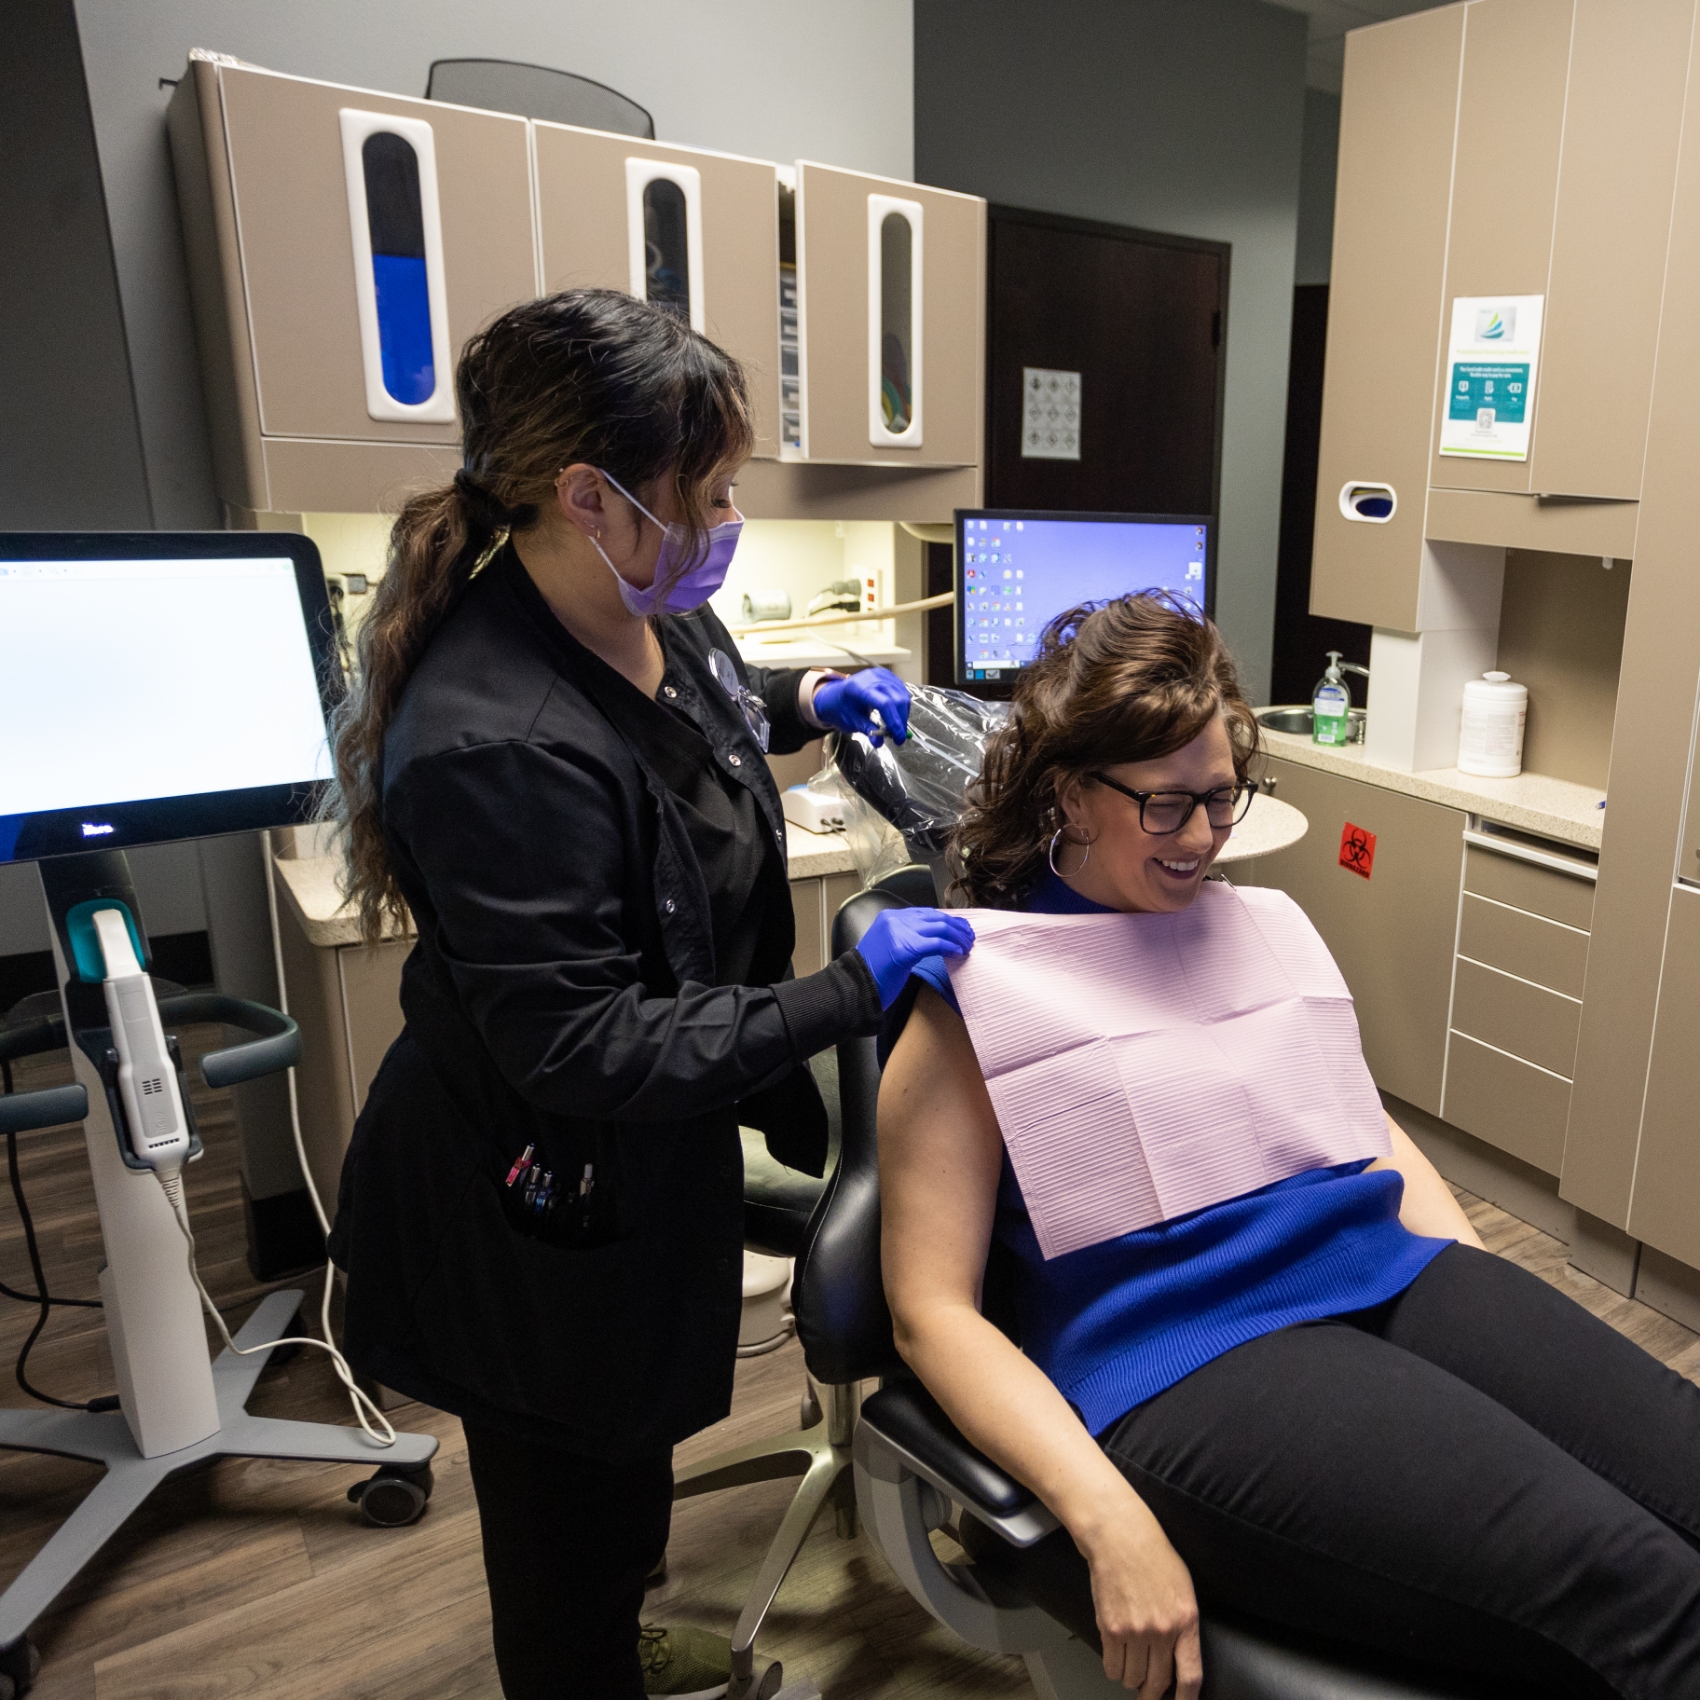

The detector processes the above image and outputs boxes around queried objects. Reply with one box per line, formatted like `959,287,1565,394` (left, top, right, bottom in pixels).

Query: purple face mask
591,469,743,617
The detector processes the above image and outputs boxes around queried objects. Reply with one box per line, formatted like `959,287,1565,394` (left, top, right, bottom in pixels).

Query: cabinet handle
1462,827,1597,884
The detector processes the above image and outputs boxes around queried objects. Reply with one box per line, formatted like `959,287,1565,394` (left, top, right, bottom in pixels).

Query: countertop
1258,726,1605,852
1215,791,1308,864
276,818,859,950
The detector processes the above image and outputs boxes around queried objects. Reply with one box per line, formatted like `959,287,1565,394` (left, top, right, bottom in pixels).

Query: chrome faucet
1336,659,1369,704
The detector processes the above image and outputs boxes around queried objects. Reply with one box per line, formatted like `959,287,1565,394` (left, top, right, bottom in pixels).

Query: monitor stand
0,851,436,1687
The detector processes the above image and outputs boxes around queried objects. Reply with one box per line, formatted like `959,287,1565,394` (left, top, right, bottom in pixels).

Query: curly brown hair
322,287,754,943
952,593,1260,908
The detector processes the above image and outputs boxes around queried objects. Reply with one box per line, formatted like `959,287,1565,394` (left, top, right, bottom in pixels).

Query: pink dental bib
945,882,1390,1260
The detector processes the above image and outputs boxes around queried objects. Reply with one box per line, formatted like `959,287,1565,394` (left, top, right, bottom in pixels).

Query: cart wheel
348,1462,433,1527
0,1635,41,1699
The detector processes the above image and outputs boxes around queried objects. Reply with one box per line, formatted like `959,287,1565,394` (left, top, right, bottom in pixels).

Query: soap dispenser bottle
1312,651,1352,747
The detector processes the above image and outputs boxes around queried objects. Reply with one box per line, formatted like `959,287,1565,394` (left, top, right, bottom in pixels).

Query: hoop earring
1048,826,1090,879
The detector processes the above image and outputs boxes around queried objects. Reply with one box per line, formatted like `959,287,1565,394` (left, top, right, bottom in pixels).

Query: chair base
672,1380,860,1698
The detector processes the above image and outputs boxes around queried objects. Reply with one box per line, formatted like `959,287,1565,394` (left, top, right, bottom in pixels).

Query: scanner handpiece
92,907,191,1173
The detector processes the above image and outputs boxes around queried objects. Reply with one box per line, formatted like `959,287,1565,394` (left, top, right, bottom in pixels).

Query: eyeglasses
1088,772,1257,835
708,648,771,753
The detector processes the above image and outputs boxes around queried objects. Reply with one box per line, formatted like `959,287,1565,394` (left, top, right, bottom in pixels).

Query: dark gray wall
0,0,151,529
1295,88,1341,287
915,0,1308,704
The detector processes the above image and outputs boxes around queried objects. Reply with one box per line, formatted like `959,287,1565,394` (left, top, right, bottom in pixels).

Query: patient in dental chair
879,593,1700,1700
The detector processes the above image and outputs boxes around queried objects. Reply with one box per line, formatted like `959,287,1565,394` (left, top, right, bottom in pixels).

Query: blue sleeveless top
906,874,1447,1435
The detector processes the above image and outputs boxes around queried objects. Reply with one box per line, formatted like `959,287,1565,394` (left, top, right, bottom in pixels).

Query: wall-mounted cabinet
794,163,984,469
169,55,537,513
171,55,987,520
1313,0,1693,631
532,125,784,458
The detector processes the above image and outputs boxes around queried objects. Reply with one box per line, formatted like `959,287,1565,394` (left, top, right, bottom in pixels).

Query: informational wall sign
1021,367,1082,460
1438,294,1544,461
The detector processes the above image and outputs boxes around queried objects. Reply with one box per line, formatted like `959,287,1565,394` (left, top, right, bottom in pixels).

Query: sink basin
1256,705,1367,742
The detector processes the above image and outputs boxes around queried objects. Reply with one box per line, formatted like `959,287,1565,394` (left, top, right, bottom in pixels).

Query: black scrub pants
1101,1244,1700,1698
464,1420,673,1700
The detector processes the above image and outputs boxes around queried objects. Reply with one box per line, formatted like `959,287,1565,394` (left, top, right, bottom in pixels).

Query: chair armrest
858,1381,1059,1548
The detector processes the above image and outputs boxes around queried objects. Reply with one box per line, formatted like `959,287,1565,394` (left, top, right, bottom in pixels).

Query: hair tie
454,469,522,534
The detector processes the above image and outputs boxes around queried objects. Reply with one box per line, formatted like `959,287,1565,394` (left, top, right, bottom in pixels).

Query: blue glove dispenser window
361,134,434,405
339,108,456,424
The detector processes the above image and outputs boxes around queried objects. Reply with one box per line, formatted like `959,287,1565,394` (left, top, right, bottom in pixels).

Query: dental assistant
324,289,971,1700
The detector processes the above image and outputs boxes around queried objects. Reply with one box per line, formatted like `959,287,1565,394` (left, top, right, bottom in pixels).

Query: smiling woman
880,591,1700,1700
952,591,1259,911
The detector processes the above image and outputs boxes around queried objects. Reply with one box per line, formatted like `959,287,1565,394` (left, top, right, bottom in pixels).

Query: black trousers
1102,1244,1700,1698
464,1420,673,1700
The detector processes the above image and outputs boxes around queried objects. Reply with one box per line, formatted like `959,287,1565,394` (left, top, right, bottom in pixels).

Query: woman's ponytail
323,479,503,942
320,286,753,944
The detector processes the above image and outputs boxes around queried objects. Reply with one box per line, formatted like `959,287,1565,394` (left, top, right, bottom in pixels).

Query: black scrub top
329,544,882,1460
619,631,769,990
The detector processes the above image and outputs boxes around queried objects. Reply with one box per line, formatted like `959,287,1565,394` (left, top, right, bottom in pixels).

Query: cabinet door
1529,0,1693,500
1311,6,1465,631
795,162,984,469
218,65,535,444
533,125,782,459
1240,759,1465,1114
1625,885,1700,1266
1425,0,1573,499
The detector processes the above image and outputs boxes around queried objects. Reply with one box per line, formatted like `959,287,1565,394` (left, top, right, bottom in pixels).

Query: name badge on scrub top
945,883,1390,1260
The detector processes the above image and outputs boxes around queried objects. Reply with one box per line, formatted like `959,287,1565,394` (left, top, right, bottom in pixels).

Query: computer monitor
955,508,1213,684
0,532,341,864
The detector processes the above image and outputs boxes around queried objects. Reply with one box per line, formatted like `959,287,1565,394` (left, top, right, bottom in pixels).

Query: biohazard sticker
1339,822,1376,879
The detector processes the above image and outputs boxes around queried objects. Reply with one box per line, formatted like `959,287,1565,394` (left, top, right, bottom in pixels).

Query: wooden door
533,125,783,458
983,206,1226,518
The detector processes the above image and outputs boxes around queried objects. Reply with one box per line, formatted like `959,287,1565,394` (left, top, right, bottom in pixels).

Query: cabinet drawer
1463,843,1595,931
1451,957,1581,1079
1456,892,1589,999
1443,1032,1571,1176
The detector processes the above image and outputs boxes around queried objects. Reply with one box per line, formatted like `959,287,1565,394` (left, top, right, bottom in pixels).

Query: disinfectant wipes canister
1458,671,1527,777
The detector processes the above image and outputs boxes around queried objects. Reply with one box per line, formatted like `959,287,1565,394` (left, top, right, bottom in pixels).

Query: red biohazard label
1339,822,1377,879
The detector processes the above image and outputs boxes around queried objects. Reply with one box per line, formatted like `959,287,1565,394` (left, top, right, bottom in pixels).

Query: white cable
255,839,396,1446
158,1165,395,1446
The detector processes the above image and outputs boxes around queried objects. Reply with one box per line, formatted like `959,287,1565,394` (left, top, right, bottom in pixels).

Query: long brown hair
952,593,1259,908
324,287,754,942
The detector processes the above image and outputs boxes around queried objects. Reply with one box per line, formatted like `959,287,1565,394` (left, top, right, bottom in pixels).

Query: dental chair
832,879,1518,1700
670,869,936,1700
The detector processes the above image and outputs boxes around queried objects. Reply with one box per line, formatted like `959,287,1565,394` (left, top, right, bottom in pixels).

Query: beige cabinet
168,57,536,514
1313,0,1692,625
1240,759,1465,1116
1625,886,1700,1265
533,125,783,458
794,162,984,470
1440,835,1595,1176
1310,5,1466,631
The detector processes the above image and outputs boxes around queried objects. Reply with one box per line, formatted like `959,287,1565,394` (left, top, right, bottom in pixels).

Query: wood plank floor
4,1030,1697,1699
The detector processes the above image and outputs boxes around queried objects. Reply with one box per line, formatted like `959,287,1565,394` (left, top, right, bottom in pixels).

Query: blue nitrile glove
854,907,976,1009
813,667,911,746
